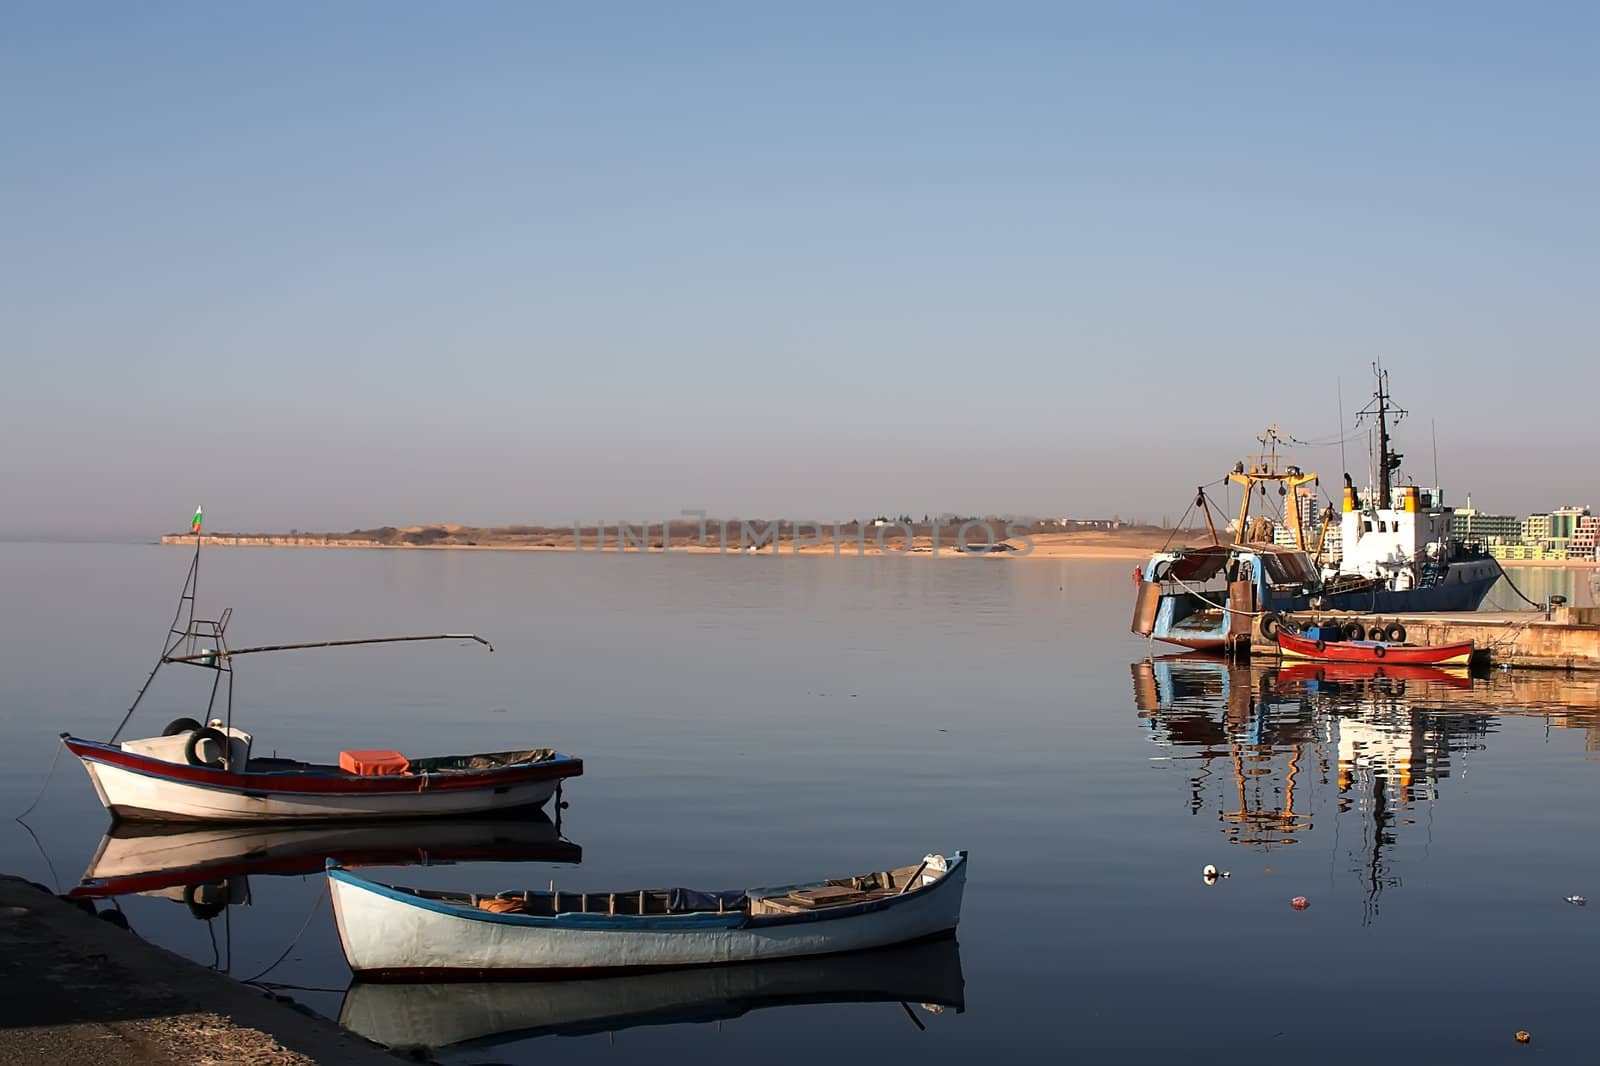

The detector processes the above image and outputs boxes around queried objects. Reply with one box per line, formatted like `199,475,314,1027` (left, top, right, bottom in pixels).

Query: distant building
1452,506,1521,543
1548,506,1590,542
1569,515,1600,562
1490,542,1569,562
1519,506,1591,556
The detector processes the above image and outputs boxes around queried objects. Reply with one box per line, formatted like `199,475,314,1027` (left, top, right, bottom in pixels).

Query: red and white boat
64,734,582,823
66,519,582,824
1276,628,1474,666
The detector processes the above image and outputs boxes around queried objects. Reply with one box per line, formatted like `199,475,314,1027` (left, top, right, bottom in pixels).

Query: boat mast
1227,426,1318,551
1356,362,1406,510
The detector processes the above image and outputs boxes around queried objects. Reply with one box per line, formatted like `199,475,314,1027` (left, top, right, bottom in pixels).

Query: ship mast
1355,362,1406,510
1226,426,1318,551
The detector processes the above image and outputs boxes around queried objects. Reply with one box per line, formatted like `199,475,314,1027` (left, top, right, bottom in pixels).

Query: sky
3,2,1596,536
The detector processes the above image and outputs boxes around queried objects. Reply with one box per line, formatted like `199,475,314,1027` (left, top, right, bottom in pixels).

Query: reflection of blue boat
338,936,964,1048
1132,372,1500,652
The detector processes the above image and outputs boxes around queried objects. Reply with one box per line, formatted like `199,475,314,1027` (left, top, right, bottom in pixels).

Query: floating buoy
1515,1031,1531,1044
1290,896,1310,910
1203,864,1218,878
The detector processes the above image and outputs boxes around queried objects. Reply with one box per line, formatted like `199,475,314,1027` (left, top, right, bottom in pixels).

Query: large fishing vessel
1132,368,1503,652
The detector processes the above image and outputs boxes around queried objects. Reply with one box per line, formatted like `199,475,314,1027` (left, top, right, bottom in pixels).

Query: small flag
191,505,203,535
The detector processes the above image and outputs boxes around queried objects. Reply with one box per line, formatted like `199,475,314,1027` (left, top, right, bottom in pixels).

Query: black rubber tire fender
162,717,203,737
1259,611,1283,641
183,881,229,921
1343,622,1367,642
1387,623,1407,643
184,727,229,769
1372,643,1387,658
1314,638,1327,654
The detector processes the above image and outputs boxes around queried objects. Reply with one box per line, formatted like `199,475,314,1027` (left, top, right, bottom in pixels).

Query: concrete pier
0,877,403,1065
1254,607,1600,672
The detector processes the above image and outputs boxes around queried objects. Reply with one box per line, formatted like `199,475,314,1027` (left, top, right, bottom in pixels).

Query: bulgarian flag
191,505,203,535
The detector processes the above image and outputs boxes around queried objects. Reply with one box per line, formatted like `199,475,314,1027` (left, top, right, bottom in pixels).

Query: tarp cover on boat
1156,546,1234,583
667,887,749,912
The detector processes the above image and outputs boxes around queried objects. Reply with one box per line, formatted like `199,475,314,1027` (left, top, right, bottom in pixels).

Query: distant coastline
160,521,1194,562
159,523,1600,569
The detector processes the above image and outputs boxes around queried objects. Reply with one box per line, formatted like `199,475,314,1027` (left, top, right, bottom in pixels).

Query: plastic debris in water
1515,1031,1531,1044
1290,896,1310,910
1203,864,1219,885
1566,895,1587,906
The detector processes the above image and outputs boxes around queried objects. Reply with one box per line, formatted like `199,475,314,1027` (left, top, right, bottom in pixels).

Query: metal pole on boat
163,633,495,662
110,538,205,743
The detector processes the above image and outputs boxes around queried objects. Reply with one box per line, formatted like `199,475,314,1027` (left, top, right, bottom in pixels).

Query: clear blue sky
4,2,1595,536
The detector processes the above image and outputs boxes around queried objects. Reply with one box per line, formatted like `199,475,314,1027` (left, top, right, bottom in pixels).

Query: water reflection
1133,655,1600,920
68,815,579,924
339,936,963,1050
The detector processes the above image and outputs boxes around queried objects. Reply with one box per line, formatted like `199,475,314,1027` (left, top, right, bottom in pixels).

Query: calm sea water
0,542,1596,1062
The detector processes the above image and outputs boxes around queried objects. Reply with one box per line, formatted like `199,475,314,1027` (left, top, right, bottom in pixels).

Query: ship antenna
1354,360,1407,510
1337,377,1348,487
1431,418,1439,493
1376,362,1390,509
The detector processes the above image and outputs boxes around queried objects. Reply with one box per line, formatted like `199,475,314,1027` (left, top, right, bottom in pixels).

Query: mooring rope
237,890,327,985
1165,571,1272,619
15,737,66,821
1496,569,1546,610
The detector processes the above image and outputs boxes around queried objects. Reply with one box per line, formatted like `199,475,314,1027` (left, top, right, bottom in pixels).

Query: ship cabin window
1364,521,1373,533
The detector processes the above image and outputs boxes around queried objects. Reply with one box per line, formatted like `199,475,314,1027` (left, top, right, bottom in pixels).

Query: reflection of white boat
339,936,964,1048
329,852,966,978
69,816,581,910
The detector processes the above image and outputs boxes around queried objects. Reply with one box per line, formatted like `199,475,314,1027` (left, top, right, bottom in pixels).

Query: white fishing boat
328,851,967,979
65,735,579,823
339,937,964,1048
65,511,582,823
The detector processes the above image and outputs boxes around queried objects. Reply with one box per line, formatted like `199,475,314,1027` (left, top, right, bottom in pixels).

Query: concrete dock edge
0,875,409,1065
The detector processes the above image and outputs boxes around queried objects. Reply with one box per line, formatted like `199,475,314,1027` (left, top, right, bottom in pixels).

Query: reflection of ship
1133,655,1501,917
339,936,963,1049
1132,367,1502,652
69,816,580,918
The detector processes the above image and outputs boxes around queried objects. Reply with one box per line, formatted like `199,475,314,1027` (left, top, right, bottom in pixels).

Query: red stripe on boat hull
64,738,582,797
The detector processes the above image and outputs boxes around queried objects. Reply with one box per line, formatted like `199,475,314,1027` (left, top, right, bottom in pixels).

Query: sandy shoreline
160,527,1600,569
161,529,1173,562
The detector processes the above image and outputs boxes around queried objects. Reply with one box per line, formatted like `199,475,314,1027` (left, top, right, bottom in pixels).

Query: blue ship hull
1143,561,1503,652
1267,571,1500,615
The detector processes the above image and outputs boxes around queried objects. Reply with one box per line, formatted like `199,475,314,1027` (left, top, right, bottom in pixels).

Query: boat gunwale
65,736,584,796
326,851,968,934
